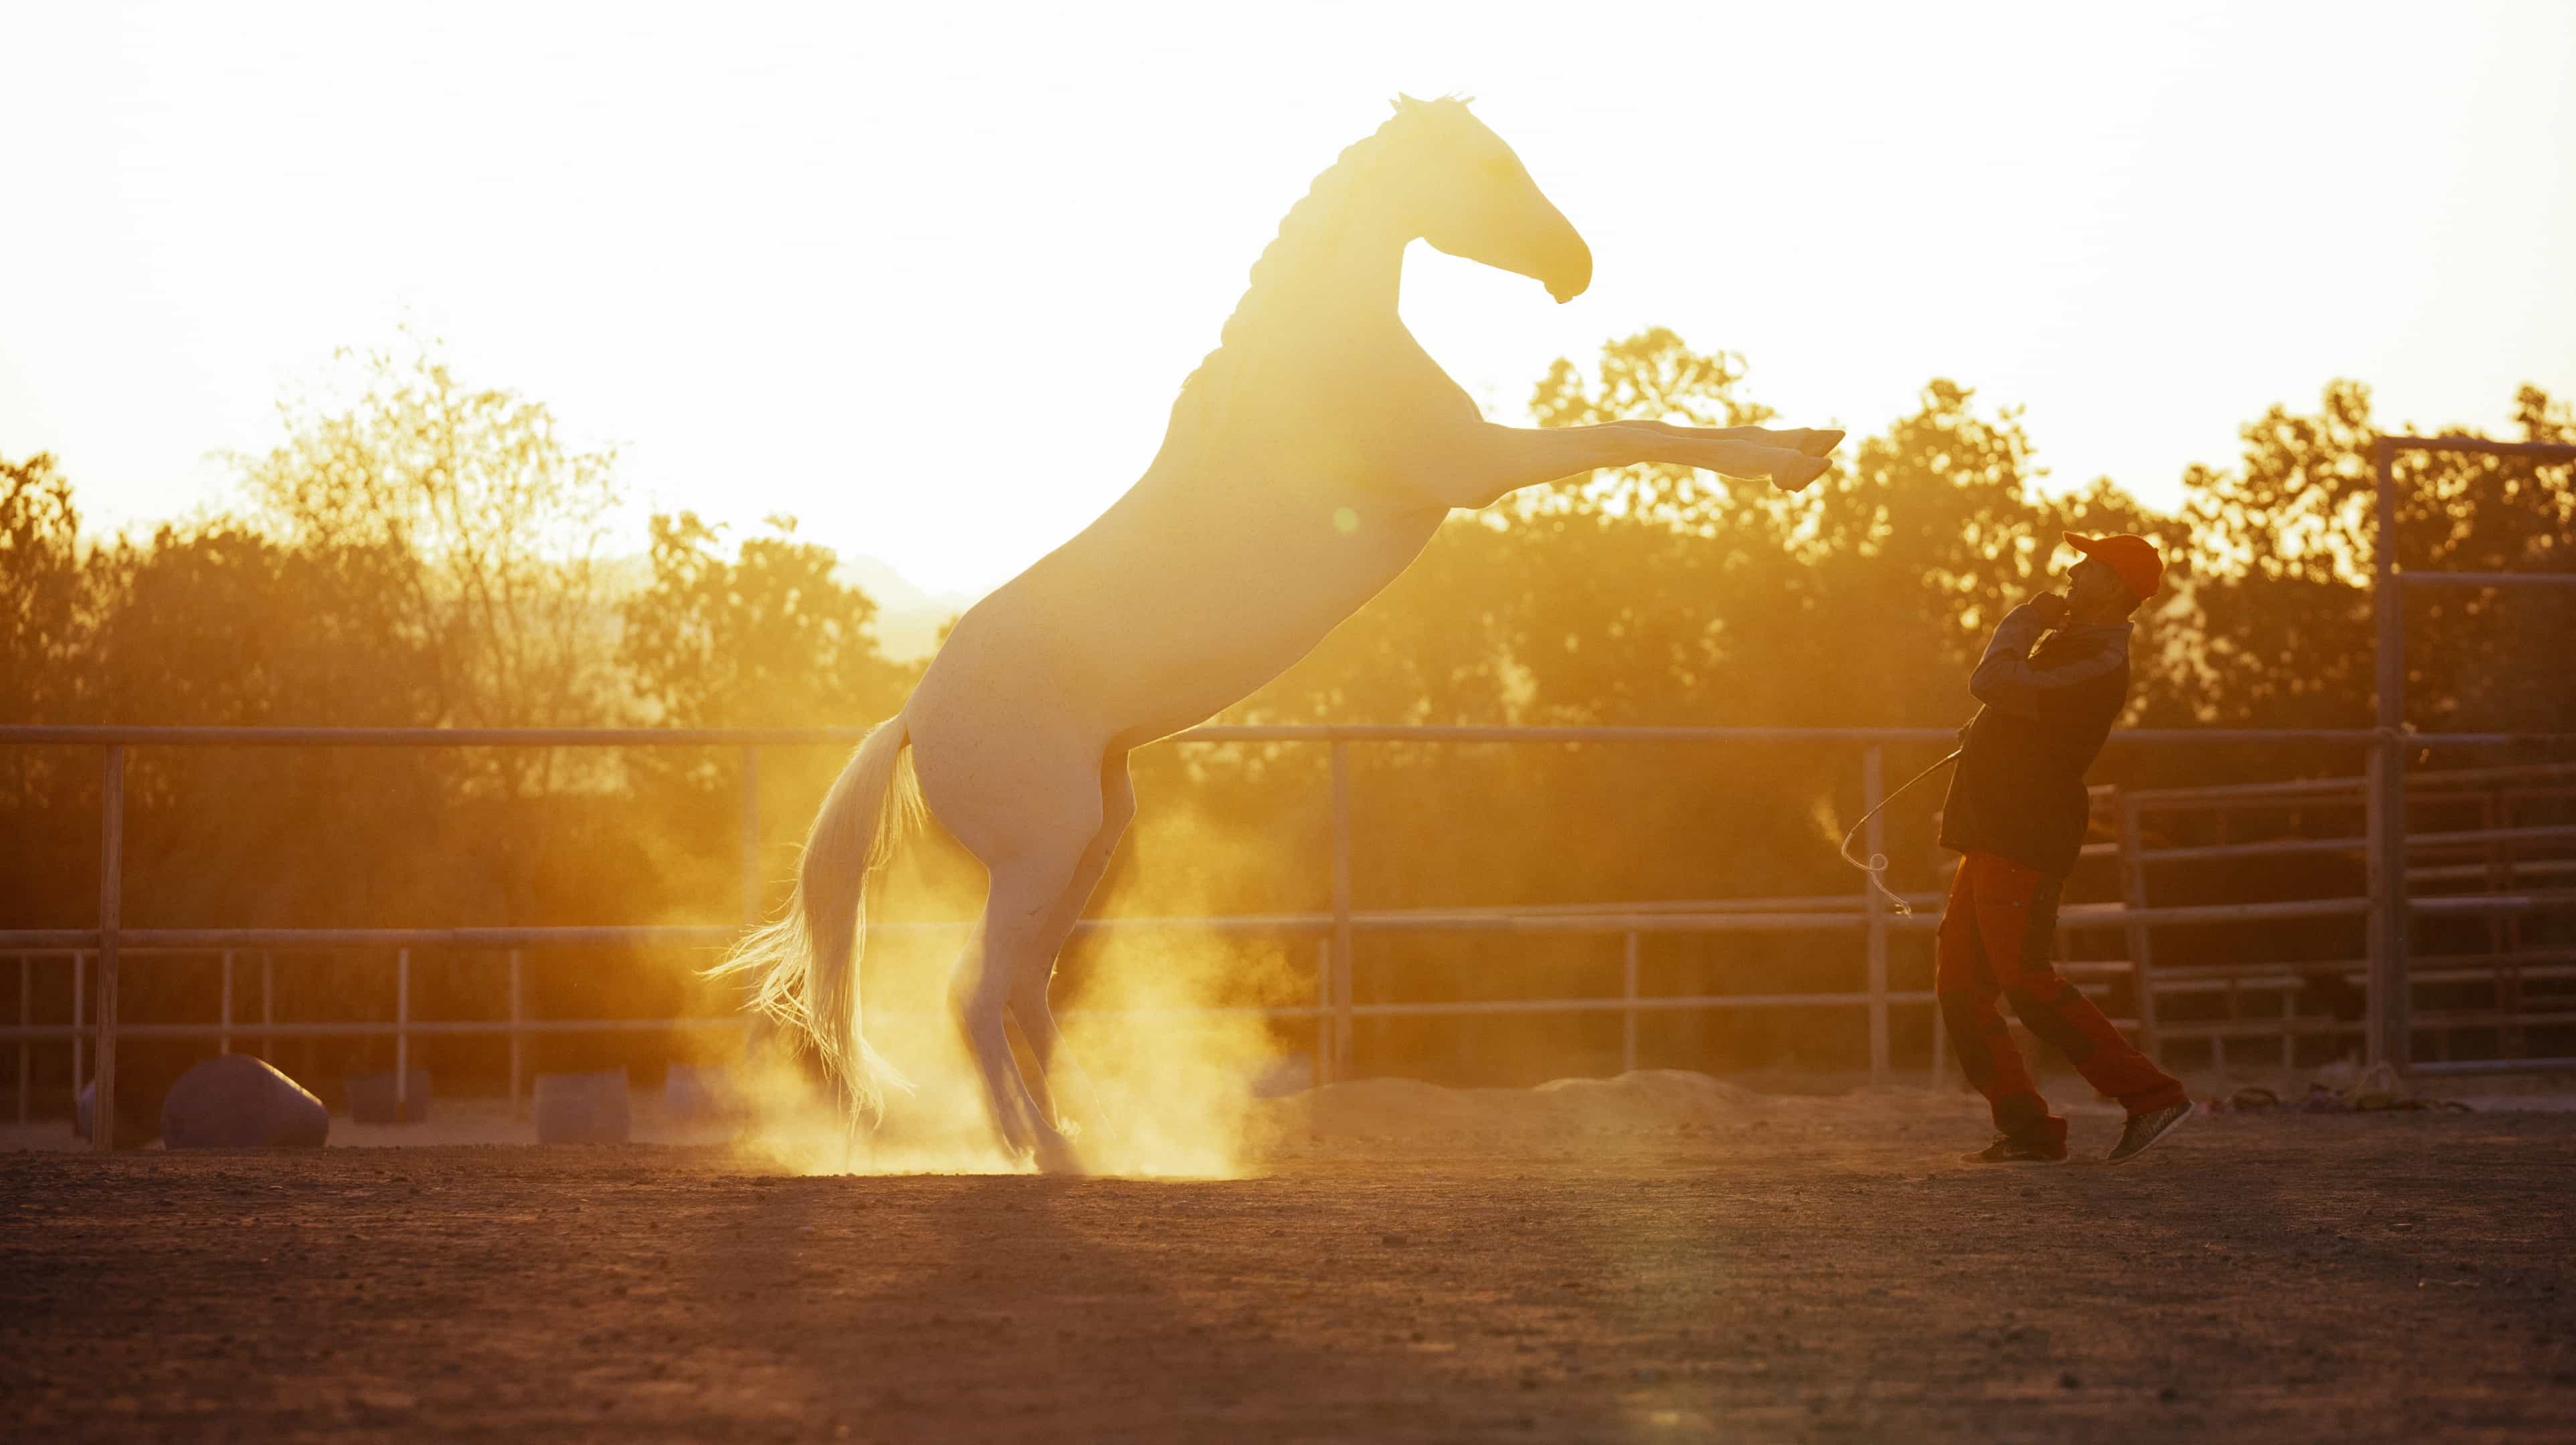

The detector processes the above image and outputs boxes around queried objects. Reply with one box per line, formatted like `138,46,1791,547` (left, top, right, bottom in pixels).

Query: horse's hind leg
1008,753,1135,1135
936,764,1103,1171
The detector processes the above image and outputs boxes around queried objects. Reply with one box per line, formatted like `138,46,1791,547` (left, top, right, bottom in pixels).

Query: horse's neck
1189,226,1458,449
1182,169,1410,397
1290,216,1406,330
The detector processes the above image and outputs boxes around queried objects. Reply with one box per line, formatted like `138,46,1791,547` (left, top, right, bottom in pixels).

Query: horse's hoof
1798,428,1845,458
1772,452,1831,492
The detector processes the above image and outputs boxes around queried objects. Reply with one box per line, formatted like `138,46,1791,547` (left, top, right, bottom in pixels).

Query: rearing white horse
712,96,1841,1169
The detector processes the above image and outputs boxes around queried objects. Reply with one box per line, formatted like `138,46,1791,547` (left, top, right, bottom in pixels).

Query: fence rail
10,431,2576,1147
11,722,2576,1147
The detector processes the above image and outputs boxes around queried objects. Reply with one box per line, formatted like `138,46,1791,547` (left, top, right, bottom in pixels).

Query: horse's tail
705,714,924,1121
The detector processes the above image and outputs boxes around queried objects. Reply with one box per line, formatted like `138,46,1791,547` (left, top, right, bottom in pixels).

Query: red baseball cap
2064,532,2163,601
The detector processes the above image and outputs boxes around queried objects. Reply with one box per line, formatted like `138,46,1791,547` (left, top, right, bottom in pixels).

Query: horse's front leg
1424,421,1830,510
1627,419,1845,460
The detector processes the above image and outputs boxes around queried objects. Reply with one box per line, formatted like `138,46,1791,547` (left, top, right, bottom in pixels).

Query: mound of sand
1261,1069,1983,1149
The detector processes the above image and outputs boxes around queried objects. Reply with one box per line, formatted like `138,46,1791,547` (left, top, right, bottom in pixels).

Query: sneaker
1962,1134,2067,1164
2106,1100,2194,1165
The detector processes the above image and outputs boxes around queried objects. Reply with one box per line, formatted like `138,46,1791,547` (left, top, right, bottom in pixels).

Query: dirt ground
7,1086,2576,1443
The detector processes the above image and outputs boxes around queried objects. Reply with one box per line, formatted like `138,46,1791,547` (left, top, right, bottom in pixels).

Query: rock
534,1068,631,1144
344,1068,433,1125
76,1077,169,1149
160,1054,329,1149
2224,1085,2282,1112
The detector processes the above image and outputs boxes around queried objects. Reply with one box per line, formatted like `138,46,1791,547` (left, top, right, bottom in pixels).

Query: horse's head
1386,95,1592,304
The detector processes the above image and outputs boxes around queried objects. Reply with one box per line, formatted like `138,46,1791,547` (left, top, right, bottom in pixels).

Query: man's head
2061,532,2163,623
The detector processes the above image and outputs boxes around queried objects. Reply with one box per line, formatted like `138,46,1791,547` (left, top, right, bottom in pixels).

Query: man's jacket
1936,605,2132,877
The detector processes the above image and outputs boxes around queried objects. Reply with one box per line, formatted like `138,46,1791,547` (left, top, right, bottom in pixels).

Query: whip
1838,747,1962,916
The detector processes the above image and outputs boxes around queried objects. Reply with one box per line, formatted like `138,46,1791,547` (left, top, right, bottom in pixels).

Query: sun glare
2,3,2569,599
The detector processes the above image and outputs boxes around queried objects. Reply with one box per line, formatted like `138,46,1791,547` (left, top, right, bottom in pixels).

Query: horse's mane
1174,96,1473,423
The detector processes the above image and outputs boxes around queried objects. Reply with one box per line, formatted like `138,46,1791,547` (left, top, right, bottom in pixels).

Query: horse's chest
1103,490,1436,678
1227,492,1443,599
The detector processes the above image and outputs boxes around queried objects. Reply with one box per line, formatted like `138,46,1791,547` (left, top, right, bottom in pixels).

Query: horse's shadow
676,1171,1415,1438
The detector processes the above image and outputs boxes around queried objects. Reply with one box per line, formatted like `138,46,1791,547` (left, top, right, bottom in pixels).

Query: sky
3,0,2571,598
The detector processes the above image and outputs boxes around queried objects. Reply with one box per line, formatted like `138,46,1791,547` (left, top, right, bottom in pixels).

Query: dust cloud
717,799,1313,1178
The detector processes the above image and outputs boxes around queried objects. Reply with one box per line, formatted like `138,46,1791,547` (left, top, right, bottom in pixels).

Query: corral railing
2109,762,2576,1073
2369,436,2576,1067
7,718,2575,1149
10,435,2573,1148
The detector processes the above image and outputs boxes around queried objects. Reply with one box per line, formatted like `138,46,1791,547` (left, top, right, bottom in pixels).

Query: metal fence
2369,436,2576,1065
6,434,2573,1148
2108,762,2576,1070
8,718,2573,1145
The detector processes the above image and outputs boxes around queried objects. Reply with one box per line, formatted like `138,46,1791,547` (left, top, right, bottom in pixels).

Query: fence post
395,948,410,1113
1327,740,1355,1080
1313,938,1331,1084
94,745,124,1152
2368,435,2411,1071
72,951,84,1117
509,949,525,1118
1621,931,1640,1075
2485,788,2522,1059
739,746,763,928
15,955,27,1124
2117,792,2160,1062
219,950,234,1056
1862,745,1889,1084
2365,742,2411,1068
2280,987,2294,1070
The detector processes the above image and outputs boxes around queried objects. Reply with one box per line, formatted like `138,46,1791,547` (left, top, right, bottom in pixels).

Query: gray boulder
161,1054,329,1149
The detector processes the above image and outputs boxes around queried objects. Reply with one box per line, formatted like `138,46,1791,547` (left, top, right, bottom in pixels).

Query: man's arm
1967,597,2121,719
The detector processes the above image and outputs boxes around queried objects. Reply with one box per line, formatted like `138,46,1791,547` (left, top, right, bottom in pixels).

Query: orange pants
1936,851,2187,1147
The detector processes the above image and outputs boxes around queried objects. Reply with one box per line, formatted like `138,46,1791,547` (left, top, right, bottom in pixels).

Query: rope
1839,747,1963,916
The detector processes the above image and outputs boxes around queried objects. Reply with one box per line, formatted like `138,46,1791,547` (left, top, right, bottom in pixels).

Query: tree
2173,380,2576,737
231,337,626,737
620,511,909,733
616,504,915,902
0,452,84,727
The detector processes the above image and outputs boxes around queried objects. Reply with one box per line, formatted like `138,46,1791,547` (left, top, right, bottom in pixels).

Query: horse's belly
1101,549,1422,728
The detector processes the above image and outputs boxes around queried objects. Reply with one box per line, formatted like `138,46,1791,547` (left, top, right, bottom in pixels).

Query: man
1937,532,2193,1164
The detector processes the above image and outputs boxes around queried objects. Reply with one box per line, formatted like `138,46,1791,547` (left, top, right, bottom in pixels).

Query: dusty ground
6,1086,2575,1442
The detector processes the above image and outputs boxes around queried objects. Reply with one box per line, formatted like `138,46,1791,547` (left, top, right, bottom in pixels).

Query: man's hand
2027,593,2071,629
